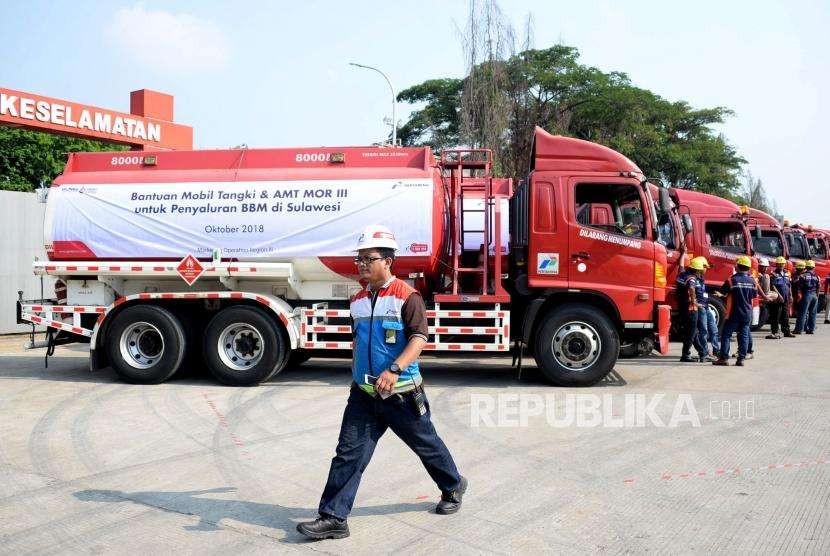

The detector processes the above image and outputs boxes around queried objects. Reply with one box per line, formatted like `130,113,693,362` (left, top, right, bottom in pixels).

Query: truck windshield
575,183,645,239
785,232,808,259
705,221,747,254
753,230,785,258
808,237,827,259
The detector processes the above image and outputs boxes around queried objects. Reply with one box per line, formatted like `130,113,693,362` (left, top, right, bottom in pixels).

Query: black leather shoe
436,476,467,515
296,515,350,540
735,358,745,367
679,356,696,362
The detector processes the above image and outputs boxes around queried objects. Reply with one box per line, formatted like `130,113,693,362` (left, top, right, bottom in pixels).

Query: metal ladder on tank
435,149,509,303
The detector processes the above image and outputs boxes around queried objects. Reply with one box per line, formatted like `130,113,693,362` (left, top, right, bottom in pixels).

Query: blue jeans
705,308,721,354
318,384,461,519
719,319,750,360
795,293,817,332
696,309,710,356
682,310,705,358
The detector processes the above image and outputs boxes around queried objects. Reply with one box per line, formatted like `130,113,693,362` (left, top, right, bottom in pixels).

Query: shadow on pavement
73,487,433,542
1,347,647,389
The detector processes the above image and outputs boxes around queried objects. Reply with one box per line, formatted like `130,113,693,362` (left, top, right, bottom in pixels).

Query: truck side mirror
658,187,672,214
681,214,693,235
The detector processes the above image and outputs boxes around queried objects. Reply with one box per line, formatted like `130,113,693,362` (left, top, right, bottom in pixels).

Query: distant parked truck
18,127,672,386
649,185,760,334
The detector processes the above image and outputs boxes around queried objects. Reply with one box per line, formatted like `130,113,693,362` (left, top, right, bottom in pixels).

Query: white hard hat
758,257,770,267
354,224,399,251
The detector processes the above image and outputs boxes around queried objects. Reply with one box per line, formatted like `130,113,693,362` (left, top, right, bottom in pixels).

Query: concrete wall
0,190,54,334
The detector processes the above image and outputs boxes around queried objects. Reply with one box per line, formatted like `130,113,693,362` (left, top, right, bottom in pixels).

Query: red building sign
0,87,192,150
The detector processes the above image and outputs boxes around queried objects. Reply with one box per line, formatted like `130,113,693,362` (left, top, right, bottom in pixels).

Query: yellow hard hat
736,255,752,268
795,260,806,270
689,256,710,271
806,260,816,269
775,256,787,265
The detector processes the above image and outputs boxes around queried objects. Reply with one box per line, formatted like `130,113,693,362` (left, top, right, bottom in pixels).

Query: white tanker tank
43,146,505,299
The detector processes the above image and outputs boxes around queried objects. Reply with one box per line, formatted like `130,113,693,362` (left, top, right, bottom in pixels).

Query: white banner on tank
50,179,434,259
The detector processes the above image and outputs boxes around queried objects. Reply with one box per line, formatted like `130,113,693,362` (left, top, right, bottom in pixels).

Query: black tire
533,303,619,386
203,305,288,386
706,296,726,332
751,304,769,332
105,305,186,384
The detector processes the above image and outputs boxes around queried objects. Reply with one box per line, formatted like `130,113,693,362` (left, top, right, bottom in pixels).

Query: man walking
713,256,758,367
297,225,466,540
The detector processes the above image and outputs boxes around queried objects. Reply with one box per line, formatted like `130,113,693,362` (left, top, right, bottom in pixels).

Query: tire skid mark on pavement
70,384,129,474
15,383,111,551
0,420,335,508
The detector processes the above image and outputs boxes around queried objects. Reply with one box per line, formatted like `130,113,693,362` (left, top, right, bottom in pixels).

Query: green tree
0,127,125,192
398,40,746,198
397,79,463,148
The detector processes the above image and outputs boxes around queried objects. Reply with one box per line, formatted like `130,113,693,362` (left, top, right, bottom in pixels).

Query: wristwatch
389,363,402,375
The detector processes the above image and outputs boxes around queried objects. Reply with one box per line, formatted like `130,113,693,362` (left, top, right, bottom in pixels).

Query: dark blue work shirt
719,271,757,323
770,269,791,302
796,270,820,295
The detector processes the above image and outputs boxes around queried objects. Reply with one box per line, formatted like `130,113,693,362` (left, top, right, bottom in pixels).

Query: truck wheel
204,305,288,386
105,305,186,384
751,304,769,331
533,304,619,386
707,297,725,332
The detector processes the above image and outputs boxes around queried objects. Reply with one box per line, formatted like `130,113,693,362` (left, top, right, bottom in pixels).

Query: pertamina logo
177,254,204,286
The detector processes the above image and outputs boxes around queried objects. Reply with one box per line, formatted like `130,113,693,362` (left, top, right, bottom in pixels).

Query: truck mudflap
657,304,671,354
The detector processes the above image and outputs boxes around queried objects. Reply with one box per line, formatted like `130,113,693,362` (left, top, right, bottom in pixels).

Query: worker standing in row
793,259,821,334
691,257,717,361
677,257,707,362
713,256,757,367
767,256,794,339
825,273,830,325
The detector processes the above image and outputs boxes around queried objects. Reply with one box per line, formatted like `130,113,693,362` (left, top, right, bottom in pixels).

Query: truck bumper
656,304,671,355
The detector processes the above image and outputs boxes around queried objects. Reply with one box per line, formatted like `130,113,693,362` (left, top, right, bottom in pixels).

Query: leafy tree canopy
0,127,125,192
398,44,746,197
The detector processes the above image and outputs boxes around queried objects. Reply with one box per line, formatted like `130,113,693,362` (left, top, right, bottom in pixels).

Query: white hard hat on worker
354,224,399,252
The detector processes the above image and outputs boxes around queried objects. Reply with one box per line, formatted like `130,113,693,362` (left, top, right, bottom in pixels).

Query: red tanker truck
17,127,671,387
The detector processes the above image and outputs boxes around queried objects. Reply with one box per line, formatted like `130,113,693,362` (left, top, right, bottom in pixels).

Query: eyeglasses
353,256,385,266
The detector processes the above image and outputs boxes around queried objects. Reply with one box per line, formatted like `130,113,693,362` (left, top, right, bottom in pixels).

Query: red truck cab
800,225,829,311
655,188,757,327
511,127,671,366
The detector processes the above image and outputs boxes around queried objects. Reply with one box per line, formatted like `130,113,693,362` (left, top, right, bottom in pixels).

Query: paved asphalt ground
0,325,828,554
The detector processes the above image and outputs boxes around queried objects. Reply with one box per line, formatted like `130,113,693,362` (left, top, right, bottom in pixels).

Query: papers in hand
364,374,394,399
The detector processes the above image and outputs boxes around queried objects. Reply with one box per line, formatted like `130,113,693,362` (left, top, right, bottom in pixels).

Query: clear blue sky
2,0,828,226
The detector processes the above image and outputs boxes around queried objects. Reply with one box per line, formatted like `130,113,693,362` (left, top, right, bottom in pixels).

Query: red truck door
527,178,569,288
568,178,656,321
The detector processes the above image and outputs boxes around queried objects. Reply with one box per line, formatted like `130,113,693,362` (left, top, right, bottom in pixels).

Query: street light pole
349,62,396,146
